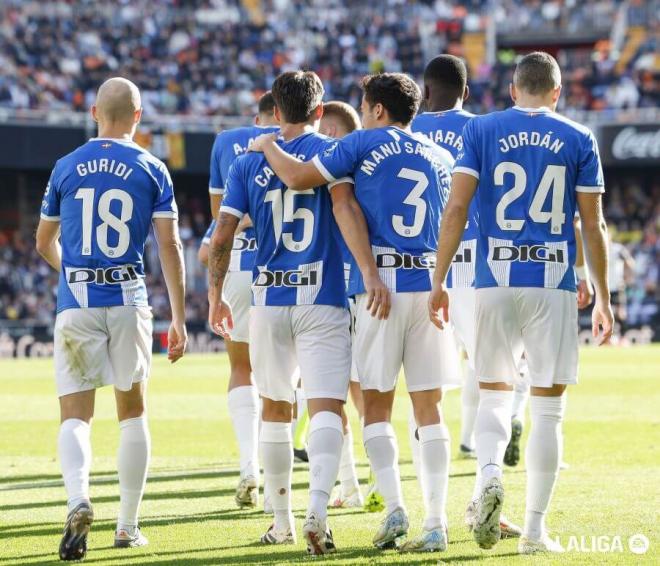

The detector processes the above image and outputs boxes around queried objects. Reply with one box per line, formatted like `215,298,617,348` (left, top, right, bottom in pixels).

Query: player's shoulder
217,125,279,146
542,110,597,141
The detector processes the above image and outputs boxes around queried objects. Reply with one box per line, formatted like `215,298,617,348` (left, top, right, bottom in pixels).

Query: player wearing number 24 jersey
456,106,603,291
41,137,177,312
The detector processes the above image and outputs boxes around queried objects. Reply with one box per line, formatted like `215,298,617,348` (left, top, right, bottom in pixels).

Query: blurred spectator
0,0,656,117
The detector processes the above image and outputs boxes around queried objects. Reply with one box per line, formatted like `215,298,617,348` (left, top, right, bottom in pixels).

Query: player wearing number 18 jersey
429,52,613,555
36,78,187,561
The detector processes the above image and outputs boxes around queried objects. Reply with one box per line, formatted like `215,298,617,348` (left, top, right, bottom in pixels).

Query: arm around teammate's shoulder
153,217,187,362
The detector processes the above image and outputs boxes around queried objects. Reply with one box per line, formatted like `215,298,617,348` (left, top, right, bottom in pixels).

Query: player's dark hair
361,73,421,126
323,101,361,133
514,51,561,95
257,91,276,115
423,55,467,108
271,71,324,124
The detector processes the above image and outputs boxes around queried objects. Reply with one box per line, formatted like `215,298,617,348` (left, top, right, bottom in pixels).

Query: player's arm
208,212,239,337
209,134,224,219
153,218,187,363
250,133,326,190
35,219,62,272
330,183,390,320
574,215,593,309
428,172,478,329
577,192,613,345
210,194,222,221
198,241,209,267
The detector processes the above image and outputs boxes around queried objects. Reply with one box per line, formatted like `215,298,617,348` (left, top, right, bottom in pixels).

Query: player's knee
262,399,292,422
410,389,442,426
307,398,343,418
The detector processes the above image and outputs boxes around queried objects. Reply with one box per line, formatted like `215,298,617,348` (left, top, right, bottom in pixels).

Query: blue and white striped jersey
412,109,478,288
40,138,177,312
312,127,454,296
455,106,604,291
202,220,258,272
221,131,346,307
209,125,279,199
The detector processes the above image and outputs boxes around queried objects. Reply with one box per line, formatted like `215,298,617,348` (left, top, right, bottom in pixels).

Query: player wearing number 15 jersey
252,73,460,553
209,71,381,555
36,78,187,561
429,52,613,555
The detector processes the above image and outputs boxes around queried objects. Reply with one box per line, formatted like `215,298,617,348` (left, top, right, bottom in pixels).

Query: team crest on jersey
101,143,112,148
323,142,338,156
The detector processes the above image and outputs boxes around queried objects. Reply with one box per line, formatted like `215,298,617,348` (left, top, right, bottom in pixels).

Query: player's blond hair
323,101,361,135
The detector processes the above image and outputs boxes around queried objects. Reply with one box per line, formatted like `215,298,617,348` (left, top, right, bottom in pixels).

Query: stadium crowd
0,0,657,117
1,181,658,330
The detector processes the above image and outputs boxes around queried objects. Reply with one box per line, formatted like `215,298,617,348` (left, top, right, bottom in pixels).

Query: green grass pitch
1,346,658,565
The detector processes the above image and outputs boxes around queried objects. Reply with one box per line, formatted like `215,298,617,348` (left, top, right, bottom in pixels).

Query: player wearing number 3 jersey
36,78,187,561
429,52,613,555
251,72,460,553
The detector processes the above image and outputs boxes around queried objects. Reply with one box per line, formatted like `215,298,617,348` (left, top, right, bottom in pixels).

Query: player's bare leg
362,389,409,549
58,390,95,561
260,399,295,545
399,388,449,553
114,381,150,548
302,398,344,555
518,384,567,554
226,340,259,508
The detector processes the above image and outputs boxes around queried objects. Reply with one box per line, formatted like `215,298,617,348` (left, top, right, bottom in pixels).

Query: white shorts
448,286,476,370
223,270,252,343
354,292,461,393
249,305,351,403
54,306,153,397
348,298,359,383
475,287,578,388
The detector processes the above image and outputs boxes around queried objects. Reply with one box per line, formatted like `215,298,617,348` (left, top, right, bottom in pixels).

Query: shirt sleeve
209,134,224,195
311,133,360,185
453,119,481,179
40,167,61,221
152,162,179,219
576,131,605,193
202,220,216,245
220,160,248,220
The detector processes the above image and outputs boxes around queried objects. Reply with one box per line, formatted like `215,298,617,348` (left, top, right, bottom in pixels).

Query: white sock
260,421,293,532
512,378,530,423
338,426,360,492
228,385,259,480
306,411,343,521
364,422,405,514
475,389,513,486
407,408,422,491
58,418,92,511
524,395,566,540
460,366,479,449
419,423,450,530
117,416,150,529
471,464,482,502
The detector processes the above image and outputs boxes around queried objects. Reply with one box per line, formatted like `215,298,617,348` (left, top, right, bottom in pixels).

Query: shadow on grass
0,541,521,566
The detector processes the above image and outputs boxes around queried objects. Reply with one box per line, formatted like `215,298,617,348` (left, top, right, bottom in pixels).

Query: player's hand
248,133,278,153
168,319,188,363
591,298,614,346
209,299,234,339
428,283,449,330
364,272,390,320
577,278,594,309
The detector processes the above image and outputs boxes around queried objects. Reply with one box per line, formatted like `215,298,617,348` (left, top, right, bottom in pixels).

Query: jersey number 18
75,188,133,257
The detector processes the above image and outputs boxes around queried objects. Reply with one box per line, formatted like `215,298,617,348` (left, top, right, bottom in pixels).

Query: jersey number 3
392,168,429,238
494,162,566,234
75,188,133,257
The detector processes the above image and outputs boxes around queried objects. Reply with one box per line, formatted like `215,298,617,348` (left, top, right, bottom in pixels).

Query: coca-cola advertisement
600,124,660,166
